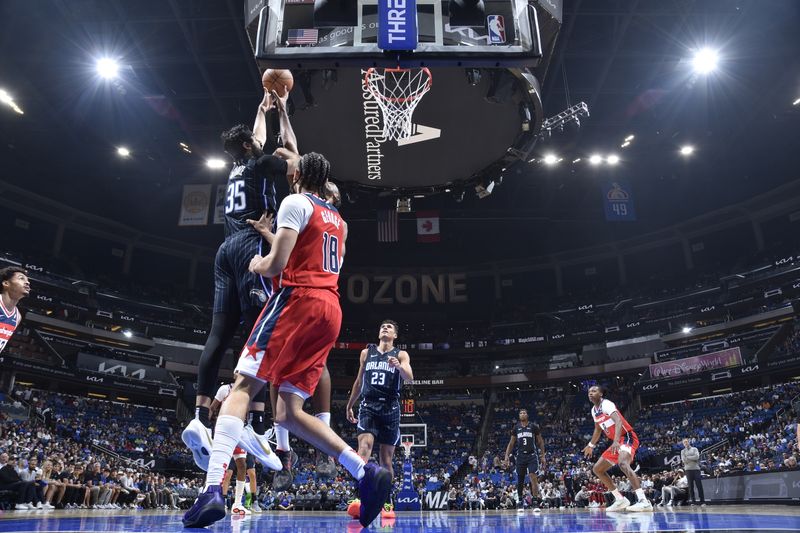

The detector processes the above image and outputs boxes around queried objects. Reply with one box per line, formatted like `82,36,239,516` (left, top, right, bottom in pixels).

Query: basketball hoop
401,440,414,459
364,67,433,141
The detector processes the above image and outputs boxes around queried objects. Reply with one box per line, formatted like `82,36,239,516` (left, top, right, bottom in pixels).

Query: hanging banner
213,184,226,225
603,181,636,221
178,184,212,226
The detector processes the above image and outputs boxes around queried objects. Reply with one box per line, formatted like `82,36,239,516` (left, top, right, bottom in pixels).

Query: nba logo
487,15,505,44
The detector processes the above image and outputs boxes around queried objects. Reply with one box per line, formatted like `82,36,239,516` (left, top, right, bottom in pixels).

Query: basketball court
3,507,800,532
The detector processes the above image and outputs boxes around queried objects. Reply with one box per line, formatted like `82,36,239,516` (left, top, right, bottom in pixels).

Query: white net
364,67,433,141
401,440,414,458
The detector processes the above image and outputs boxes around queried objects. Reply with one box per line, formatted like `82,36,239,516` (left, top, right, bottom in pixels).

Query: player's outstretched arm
389,350,413,382
253,91,273,149
271,88,298,155
248,227,299,277
346,349,368,423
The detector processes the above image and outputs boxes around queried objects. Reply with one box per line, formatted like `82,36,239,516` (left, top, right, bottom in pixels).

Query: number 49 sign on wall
602,182,637,222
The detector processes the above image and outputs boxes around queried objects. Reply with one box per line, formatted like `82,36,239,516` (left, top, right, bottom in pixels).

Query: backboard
246,0,544,68
244,0,561,196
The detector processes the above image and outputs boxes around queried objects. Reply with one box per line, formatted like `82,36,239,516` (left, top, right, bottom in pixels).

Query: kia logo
643,384,658,391
741,365,759,373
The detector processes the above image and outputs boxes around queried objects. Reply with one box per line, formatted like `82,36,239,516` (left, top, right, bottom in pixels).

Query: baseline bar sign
379,0,418,50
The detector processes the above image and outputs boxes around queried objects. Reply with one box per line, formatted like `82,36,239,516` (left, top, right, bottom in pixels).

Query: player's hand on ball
260,90,274,110
271,88,289,114
346,406,357,424
387,356,400,368
249,255,263,273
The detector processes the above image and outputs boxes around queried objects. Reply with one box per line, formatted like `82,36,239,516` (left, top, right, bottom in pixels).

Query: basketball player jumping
583,385,653,512
182,89,297,472
0,266,30,354
346,320,414,516
183,153,391,529
503,408,545,512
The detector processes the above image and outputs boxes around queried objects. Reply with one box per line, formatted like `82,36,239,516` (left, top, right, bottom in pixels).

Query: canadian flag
416,211,440,243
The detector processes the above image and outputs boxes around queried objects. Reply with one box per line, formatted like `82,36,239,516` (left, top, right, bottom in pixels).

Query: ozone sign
378,0,418,50
345,273,467,305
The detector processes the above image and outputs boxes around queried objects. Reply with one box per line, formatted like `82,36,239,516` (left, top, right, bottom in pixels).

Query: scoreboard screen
401,398,415,417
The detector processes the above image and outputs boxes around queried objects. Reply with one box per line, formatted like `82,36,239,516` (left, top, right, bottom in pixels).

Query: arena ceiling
0,0,798,266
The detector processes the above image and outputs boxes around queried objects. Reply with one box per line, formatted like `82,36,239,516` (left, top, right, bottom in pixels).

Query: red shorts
237,286,341,397
233,446,246,459
601,431,639,465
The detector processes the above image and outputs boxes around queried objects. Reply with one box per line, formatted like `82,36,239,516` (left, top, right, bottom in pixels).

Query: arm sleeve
276,194,313,233
600,400,618,416
254,154,288,178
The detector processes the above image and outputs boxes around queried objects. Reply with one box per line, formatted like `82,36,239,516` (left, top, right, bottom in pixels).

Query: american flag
287,29,319,45
377,209,398,242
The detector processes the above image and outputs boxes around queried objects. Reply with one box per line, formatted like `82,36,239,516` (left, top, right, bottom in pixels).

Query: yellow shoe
380,503,395,519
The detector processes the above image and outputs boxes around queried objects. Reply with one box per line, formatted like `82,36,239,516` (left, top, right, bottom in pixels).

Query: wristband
587,442,595,448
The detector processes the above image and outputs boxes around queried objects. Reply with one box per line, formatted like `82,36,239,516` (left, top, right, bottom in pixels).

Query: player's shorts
601,431,639,465
213,228,271,315
516,453,540,476
357,398,401,446
228,451,256,470
236,286,341,398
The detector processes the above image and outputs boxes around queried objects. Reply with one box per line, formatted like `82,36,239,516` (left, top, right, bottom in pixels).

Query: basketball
262,69,294,93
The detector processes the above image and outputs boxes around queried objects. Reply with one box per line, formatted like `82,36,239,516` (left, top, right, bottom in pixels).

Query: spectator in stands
681,438,705,506
0,453,39,510
574,485,591,508
277,492,293,511
660,469,688,507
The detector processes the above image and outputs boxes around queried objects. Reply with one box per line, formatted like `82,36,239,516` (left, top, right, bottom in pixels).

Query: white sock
275,423,291,451
612,489,623,501
205,415,245,489
234,480,246,506
315,412,331,427
338,448,366,480
635,488,646,502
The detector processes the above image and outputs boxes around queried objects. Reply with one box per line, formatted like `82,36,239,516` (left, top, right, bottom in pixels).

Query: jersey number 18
322,232,340,273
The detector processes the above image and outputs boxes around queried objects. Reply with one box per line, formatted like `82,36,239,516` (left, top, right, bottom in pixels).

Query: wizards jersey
0,301,20,354
591,399,634,441
275,193,345,294
361,344,403,401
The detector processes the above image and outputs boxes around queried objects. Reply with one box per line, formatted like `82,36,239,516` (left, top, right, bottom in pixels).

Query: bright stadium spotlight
206,158,226,169
606,154,620,165
793,97,800,106
96,58,120,79
624,134,635,142
680,145,695,156
572,158,581,164
589,154,603,166
116,146,131,158
682,326,693,334
692,48,719,74
543,153,559,166
0,88,24,114
122,329,133,338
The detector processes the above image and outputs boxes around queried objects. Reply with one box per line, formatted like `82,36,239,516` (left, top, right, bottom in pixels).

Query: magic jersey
591,399,634,441
223,155,285,238
361,344,403,401
0,301,20,354
274,193,345,293
512,423,541,456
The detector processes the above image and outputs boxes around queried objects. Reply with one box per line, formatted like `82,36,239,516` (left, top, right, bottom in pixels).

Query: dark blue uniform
358,344,403,446
213,154,286,315
513,422,542,476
